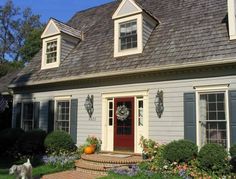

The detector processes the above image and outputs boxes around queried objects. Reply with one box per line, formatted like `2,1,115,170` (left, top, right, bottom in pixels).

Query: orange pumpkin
84,145,95,154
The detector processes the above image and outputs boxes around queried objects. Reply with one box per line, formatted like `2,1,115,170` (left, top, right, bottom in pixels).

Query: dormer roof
41,18,82,39
112,0,158,22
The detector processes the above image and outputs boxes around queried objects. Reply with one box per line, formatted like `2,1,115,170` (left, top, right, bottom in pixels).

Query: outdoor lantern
154,90,164,118
84,95,94,119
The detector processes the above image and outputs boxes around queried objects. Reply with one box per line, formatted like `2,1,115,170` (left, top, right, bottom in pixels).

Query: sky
0,0,114,23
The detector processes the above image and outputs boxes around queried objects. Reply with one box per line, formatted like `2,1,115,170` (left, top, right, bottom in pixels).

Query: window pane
119,20,137,50
56,100,70,133
208,94,216,102
208,103,216,111
46,40,57,64
217,93,224,102
22,103,34,131
108,101,113,126
199,93,227,148
217,102,224,111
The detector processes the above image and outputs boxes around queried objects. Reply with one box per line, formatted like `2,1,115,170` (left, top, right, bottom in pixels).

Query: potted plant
84,135,102,154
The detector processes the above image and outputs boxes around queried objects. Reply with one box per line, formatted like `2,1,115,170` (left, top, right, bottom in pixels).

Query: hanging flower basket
116,105,129,121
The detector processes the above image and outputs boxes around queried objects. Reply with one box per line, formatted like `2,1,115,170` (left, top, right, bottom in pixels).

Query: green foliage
19,28,43,63
0,0,43,62
100,171,182,179
163,140,198,163
44,130,76,155
139,136,160,159
197,143,230,175
0,61,23,78
0,128,25,155
17,129,47,155
85,135,102,153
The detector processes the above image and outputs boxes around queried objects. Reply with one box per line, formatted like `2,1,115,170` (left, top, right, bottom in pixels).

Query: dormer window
120,20,137,50
41,35,61,69
41,18,82,70
113,0,158,58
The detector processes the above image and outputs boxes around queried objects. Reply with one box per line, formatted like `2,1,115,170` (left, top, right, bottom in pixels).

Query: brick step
80,153,143,165
75,160,108,175
75,153,146,176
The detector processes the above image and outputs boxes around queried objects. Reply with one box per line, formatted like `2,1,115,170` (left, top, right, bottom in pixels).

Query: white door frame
101,89,149,153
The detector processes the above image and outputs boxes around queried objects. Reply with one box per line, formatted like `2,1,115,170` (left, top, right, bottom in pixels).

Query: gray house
9,0,236,153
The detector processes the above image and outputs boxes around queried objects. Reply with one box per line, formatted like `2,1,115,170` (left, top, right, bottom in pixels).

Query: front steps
75,153,144,175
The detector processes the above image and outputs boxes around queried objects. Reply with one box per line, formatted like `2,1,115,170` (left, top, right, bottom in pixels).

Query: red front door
114,97,134,152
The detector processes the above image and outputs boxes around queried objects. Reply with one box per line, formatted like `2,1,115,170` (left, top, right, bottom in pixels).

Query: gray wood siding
143,18,155,47
60,35,79,62
13,74,236,145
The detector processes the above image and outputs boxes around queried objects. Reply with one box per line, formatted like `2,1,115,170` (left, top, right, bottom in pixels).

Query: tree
0,0,18,62
19,27,43,63
0,0,43,63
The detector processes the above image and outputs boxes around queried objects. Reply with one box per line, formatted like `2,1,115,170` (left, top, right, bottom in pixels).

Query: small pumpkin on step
84,145,96,154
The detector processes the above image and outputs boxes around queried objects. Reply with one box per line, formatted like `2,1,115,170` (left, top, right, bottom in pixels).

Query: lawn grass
0,156,74,179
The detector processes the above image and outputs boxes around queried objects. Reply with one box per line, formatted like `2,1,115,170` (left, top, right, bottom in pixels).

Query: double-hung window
22,102,34,131
198,92,228,148
46,40,57,64
55,100,70,133
119,20,137,50
41,35,61,69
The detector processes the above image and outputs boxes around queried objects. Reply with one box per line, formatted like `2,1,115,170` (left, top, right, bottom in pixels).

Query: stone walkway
41,170,104,179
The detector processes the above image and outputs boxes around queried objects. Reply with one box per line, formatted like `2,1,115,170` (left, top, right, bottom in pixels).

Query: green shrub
197,143,230,175
0,128,25,155
44,130,76,155
163,139,198,163
17,129,47,155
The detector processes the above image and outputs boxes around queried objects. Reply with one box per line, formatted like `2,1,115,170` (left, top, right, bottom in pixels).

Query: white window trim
114,14,143,57
54,96,71,133
195,84,230,150
41,35,61,70
21,101,34,131
228,0,236,40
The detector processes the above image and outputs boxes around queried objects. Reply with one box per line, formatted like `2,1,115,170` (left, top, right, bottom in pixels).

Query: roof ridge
68,1,117,24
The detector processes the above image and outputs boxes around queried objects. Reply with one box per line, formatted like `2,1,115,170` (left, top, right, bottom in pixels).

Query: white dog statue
9,159,32,179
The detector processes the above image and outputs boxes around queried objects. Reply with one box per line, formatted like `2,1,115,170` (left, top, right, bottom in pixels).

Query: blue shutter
70,99,78,143
48,100,54,133
184,93,196,143
15,103,22,128
33,102,40,129
229,91,236,146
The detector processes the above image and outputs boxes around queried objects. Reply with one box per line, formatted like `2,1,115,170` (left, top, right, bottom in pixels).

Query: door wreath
116,105,130,121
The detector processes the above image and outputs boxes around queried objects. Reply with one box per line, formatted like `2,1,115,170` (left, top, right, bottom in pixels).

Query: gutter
9,57,236,88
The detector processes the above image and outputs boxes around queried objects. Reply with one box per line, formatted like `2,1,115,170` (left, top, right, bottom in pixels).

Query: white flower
163,165,168,170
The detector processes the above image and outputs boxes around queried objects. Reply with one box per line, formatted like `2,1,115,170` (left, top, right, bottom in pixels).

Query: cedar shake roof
0,70,20,93
11,0,236,87
51,18,82,39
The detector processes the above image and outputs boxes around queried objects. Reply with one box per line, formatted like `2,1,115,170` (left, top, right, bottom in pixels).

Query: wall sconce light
154,90,164,118
84,95,94,119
